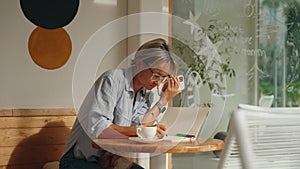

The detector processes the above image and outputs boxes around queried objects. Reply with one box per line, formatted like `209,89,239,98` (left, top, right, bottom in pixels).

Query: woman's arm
98,124,137,138
98,123,167,139
142,76,180,125
140,76,180,136
97,77,179,139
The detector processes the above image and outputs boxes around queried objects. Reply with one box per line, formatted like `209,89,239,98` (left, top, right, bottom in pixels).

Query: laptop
159,107,209,141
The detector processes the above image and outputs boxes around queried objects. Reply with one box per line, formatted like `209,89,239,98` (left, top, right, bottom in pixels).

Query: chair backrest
258,95,274,107
218,104,300,169
239,103,300,113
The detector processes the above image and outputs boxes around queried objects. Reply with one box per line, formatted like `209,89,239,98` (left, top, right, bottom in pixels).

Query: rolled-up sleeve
80,75,119,139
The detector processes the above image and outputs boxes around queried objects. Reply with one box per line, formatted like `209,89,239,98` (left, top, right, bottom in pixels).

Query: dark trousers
59,146,144,169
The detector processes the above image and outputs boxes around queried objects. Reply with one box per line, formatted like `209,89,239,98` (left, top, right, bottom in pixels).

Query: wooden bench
0,109,76,169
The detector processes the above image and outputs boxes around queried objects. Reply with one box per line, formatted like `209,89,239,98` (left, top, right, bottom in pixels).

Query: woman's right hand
160,76,180,104
156,124,167,137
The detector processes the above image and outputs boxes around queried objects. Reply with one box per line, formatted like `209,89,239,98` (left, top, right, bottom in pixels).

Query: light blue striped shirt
63,67,156,161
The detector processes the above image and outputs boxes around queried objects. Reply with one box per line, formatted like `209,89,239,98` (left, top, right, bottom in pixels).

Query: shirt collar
124,66,146,97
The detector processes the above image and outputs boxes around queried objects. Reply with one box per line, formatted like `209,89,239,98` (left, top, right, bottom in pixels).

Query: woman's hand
156,124,167,137
161,76,180,104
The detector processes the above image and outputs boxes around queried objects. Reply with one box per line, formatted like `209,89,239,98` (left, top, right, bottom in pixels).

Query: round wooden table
93,137,224,169
93,137,224,154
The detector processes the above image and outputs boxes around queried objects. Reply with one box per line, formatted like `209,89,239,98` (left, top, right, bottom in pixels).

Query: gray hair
132,38,177,76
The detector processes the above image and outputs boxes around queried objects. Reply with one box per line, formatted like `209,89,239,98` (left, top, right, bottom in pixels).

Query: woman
60,38,180,169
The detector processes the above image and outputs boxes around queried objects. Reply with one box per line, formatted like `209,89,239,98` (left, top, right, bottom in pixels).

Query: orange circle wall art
28,27,72,70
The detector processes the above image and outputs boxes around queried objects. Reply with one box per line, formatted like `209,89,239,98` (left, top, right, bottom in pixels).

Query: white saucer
128,137,163,143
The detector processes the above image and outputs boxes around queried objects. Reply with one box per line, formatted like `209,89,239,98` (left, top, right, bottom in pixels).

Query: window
259,0,300,107
171,0,300,108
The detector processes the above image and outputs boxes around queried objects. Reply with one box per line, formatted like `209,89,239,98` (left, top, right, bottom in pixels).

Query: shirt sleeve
79,74,119,139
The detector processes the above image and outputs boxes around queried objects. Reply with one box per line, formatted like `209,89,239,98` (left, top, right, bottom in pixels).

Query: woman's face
135,63,172,90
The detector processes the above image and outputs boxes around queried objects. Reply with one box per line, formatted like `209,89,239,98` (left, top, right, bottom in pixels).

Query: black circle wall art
20,0,79,29
28,27,72,70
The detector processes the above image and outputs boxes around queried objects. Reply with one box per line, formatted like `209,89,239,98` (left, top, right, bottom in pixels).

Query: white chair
218,104,300,169
258,95,274,107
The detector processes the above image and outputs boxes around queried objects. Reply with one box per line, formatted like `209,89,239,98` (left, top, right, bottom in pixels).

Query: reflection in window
259,0,300,107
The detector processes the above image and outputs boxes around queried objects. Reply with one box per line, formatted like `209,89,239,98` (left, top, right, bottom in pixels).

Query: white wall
0,0,128,108
127,0,169,54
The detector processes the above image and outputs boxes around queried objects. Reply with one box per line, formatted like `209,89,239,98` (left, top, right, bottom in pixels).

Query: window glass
259,0,300,107
171,0,300,108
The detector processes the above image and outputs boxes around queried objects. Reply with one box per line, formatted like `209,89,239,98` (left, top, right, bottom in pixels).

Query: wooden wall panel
0,108,76,169
0,127,72,146
12,108,77,117
0,116,76,129
0,110,12,117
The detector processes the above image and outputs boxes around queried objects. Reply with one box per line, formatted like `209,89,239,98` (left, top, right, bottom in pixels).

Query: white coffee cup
136,126,157,139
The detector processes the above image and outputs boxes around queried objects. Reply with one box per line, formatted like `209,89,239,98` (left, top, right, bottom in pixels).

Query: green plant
173,19,237,95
